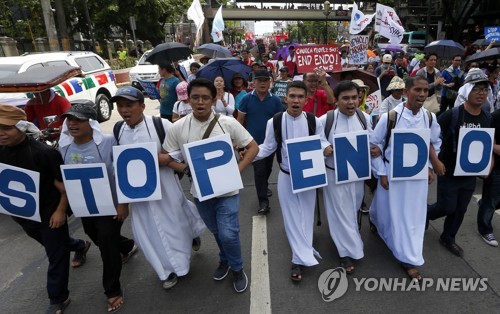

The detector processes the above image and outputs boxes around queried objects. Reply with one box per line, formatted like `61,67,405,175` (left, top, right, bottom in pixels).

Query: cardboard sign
333,131,371,184
183,134,243,201
272,80,289,101
113,142,162,203
286,135,327,193
366,86,382,116
390,129,430,181
61,163,117,217
0,163,40,222
454,128,494,176
485,27,500,42
349,35,369,65
295,45,342,73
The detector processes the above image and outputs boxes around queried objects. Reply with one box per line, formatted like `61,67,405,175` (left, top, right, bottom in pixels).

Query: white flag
211,6,225,43
375,3,402,32
379,9,405,44
187,0,205,46
349,2,375,35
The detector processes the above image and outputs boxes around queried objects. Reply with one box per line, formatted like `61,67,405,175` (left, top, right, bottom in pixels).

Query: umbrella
145,42,193,64
0,66,82,92
465,48,500,63
367,50,376,58
329,67,379,93
378,44,404,53
424,40,465,59
471,39,500,47
196,58,252,89
197,43,233,58
275,43,299,60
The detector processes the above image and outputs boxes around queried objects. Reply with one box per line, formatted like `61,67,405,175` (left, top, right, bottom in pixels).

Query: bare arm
239,140,259,172
50,179,68,229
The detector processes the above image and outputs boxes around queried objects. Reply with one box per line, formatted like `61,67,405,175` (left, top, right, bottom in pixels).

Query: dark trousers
160,114,173,122
439,95,454,115
253,153,275,207
81,216,133,298
478,169,500,235
14,218,70,305
427,175,476,243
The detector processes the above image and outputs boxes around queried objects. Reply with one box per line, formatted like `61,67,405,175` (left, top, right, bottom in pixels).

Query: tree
0,0,44,39
442,0,482,42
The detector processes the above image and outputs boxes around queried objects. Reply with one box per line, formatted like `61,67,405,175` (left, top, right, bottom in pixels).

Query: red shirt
25,94,71,129
303,89,333,118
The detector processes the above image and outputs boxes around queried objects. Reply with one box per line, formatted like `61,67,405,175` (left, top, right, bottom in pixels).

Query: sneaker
162,273,178,289
192,237,201,251
232,269,248,293
480,233,499,247
439,238,464,257
122,244,139,264
213,261,230,281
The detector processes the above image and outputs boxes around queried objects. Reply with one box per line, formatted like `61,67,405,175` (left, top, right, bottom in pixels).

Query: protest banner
286,135,327,193
366,81,382,116
272,80,289,102
349,35,369,65
390,129,430,181
61,163,117,217
485,26,500,42
454,128,494,176
183,134,243,201
113,142,162,203
332,131,371,184
379,9,405,44
138,80,161,99
0,163,40,222
375,3,402,32
349,2,375,35
295,45,342,73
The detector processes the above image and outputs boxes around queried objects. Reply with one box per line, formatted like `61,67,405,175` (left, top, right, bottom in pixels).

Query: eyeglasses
471,87,489,94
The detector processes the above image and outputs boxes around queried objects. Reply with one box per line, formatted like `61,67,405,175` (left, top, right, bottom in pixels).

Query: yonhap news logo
318,268,488,302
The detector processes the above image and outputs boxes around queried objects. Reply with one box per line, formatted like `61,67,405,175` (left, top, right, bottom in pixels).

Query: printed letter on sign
390,129,430,181
454,128,494,176
333,131,371,184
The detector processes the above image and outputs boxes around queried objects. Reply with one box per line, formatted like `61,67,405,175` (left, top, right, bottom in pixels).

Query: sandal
369,220,379,236
290,264,303,282
403,266,423,283
340,257,355,274
71,240,91,268
107,290,124,313
46,297,71,314
122,244,139,264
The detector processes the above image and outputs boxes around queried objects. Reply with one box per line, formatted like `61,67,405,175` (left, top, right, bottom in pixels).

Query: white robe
118,116,206,280
256,112,330,266
369,103,441,266
319,110,372,260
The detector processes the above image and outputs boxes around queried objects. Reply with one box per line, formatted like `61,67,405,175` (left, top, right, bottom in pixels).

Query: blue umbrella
196,58,252,89
424,40,465,59
378,44,404,53
197,43,233,58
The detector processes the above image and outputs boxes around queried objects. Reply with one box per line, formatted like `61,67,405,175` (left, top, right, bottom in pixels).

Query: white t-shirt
213,92,235,116
173,100,193,117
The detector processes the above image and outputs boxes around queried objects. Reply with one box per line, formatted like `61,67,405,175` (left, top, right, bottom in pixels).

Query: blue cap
110,86,144,103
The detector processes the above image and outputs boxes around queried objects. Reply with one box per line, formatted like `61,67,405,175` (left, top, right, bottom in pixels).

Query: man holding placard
255,81,331,282
164,78,258,293
0,105,72,313
370,76,441,282
428,68,494,256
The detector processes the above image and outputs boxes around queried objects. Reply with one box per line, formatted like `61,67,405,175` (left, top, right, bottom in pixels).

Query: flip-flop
403,266,423,283
46,297,71,314
107,289,125,313
340,257,355,274
71,240,91,268
122,244,139,264
291,264,303,282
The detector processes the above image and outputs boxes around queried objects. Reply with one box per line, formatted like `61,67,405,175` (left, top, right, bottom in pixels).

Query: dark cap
61,102,97,120
279,66,289,72
232,73,244,80
110,86,144,103
251,62,260,67
253,69,271,80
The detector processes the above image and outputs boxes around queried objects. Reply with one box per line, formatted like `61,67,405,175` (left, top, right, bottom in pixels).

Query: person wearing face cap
427,68,494,256
0,104,72,313
58,102,138,312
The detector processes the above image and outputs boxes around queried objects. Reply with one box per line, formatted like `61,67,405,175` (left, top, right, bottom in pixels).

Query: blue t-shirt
239,91,283,144
158,76,180,116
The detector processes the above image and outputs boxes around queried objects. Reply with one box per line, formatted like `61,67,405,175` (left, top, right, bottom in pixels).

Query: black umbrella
465,48,500,63
471,39,500,47
145,42,193,64
424,40,465,59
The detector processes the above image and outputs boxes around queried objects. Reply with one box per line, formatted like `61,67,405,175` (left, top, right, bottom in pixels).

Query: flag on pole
187,0,205,46
379,9,405,44
374,3,402,32
211,6,225,43
349,2,375,35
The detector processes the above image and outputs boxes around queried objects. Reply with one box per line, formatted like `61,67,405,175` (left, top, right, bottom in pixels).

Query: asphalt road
1,99,500,313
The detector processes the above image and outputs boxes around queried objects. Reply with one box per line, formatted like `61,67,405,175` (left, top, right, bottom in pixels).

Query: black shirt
492,109,500,170
0,137,64,224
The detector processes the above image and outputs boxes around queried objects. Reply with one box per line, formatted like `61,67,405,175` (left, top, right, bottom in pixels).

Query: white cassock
256,112,330,266
369,103,441,266
319,110,372,260
118,116,206,280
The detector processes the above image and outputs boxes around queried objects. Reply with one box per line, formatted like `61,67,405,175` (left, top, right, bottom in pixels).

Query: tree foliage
0,0,45,39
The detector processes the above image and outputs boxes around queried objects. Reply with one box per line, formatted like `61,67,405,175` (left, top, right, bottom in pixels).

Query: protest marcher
379,76,406,115
416,53,445,113
173,60,188,82
199,56,210,65
283,45,297,76
58,103,138,313
364,63,375,74
320,81,373,274
440,55,465,115
427,69,493,257
164,78,259,293
213,76,235,116
111,86,206,290
24,89,71,130
157,63,180,122
241,49,254,66
188,63,201,83
0,104,72,313
261,53,276,79
237,69,283,214
277,66,292,81
410,58,426,77
255,80,331,282
172,81,192,122
375,54,396,99
352,79,370,113
394,55,408,79
370,76,441,282
486,64,500,111
229,73,248,115
477,108,500,247
340,50,349,67
302,68,335,117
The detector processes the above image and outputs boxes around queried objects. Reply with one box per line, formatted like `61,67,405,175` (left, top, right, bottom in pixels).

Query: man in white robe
319,81,373,274
369,76,441,282
110,86,206,290
255,80,331,282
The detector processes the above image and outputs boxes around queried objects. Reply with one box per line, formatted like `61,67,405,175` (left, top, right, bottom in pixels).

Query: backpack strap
152,116,166,144
355,108,367,130
113,121,125,145
324,110,335,138
203,113,221,139
273,112,284,164
305,112,316,136
383,110,398,163
448,106,460,153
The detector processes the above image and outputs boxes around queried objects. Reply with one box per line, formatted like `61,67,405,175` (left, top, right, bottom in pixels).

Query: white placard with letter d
390,129,430,181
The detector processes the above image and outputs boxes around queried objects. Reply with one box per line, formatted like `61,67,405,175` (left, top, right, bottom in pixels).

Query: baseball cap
383,54,393,63
253,69,271,80
464,68,489,85
110,86,145,103
280,66,289,72
176,81,189,101
0,104,26,126
61,101,98,120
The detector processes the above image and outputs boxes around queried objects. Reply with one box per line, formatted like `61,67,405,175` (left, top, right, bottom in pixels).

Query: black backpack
324,108,367,138
113,116,166,145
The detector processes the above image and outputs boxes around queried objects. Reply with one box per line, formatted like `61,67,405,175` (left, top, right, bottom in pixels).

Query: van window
26,63,44,71
401,34,409,44
411,33,426,40
74,56,105,73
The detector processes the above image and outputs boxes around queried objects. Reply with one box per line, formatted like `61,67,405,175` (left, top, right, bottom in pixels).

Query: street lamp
323,1,332,44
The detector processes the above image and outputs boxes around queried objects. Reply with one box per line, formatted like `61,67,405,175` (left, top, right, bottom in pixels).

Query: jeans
253,153,275,207
427,175,476,243
478,169,500,235
194,194,243,271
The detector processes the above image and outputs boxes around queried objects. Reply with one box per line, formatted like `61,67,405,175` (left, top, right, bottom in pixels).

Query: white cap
383,54,392,63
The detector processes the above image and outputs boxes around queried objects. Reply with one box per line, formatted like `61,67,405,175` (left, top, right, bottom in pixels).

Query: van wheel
96,94,111,122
